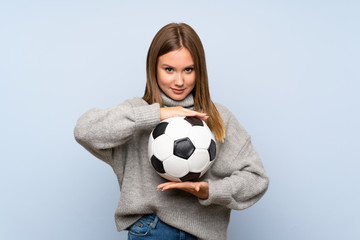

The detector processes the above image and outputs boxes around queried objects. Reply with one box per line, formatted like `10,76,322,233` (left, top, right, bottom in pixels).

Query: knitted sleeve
73,98,160,165
198,104,269,210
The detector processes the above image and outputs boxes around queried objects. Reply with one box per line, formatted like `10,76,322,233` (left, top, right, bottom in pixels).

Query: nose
174,72,184,87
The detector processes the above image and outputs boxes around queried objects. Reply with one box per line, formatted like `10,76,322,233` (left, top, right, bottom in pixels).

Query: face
157,48,195,101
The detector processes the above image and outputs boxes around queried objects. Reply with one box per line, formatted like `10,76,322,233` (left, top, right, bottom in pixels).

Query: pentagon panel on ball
148,116,216,182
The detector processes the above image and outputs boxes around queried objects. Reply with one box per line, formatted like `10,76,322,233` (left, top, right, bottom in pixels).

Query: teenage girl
74,22,269,240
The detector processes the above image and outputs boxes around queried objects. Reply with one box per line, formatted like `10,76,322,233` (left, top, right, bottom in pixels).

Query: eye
165,67,174,72
184,67,194,73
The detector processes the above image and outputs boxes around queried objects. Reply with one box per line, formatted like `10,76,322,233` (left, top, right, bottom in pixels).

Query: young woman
74,23,269,240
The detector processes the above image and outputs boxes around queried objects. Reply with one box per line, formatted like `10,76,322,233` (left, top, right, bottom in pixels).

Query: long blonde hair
143,23,225,142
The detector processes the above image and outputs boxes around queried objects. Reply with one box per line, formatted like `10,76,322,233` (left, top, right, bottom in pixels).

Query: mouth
171,88,185,94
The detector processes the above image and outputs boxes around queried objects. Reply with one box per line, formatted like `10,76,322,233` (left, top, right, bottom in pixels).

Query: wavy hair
143,23,225,142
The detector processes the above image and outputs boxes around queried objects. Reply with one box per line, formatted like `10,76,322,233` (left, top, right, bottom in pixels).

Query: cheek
156,71,167,86
186,73,196,87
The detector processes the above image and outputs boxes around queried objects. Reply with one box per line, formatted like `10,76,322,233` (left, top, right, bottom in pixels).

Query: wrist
197,182,209,199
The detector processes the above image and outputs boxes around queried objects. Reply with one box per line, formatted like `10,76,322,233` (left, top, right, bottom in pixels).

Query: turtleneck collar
160,90,194,109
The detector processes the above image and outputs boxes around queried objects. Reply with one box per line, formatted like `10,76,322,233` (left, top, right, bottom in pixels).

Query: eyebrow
160,64,194,68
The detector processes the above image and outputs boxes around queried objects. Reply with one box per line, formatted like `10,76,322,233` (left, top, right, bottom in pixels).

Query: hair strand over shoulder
143,23,225,142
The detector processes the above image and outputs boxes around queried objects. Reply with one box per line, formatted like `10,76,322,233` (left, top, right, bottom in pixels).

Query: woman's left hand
157,181,209,199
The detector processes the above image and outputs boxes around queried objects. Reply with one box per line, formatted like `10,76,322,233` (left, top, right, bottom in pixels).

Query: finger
157,182,170,188
165,107,209,120
181,109,208,120
157,181,183,190
160,182,186,191
161,182,195,191
197,115,209,120
192,112,208,120
157,182,176,190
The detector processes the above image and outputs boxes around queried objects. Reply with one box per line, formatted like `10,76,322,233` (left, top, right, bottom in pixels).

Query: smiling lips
171,88,185,94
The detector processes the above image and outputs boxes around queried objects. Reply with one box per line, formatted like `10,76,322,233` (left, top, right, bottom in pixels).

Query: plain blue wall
1,1,359,239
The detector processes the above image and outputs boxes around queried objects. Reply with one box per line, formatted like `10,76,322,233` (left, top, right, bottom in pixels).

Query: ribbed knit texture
161,91,194,108
74,94,269,240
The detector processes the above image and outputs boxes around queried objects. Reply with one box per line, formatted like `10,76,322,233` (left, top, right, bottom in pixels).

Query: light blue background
1,1,359,239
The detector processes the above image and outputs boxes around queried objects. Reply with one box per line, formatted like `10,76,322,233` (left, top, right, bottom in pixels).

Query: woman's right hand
160,106,208,121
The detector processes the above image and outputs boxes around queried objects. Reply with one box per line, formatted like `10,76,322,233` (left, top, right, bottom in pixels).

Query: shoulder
214,102,250,139
214,102,231,118
122,97,150,107
213,102,236,125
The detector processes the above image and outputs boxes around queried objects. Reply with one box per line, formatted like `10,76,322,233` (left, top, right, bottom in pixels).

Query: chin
163,88,191,101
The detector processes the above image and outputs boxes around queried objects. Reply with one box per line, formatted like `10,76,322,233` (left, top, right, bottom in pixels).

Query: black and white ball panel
148,116,216,182
188,125,212,149
162,117,193,140
163,155,189,178
208,139,216,161
158,173,180,182
187,149,210,172
180,172,201,182
153,134,173,160
152,122,169,139
150,155,165,174
184,116,203,126
173,137,195,159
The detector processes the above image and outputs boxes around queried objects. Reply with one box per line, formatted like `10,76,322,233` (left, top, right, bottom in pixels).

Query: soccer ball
148,116,216,182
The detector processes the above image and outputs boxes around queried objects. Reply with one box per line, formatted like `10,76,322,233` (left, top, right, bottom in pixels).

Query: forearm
74,100,160,160
199,139,269,209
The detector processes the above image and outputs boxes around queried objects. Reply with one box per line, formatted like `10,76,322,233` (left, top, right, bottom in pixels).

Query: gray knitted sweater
74,93,269,240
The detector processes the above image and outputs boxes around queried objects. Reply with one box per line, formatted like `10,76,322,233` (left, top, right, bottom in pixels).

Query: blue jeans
128,214,198,240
